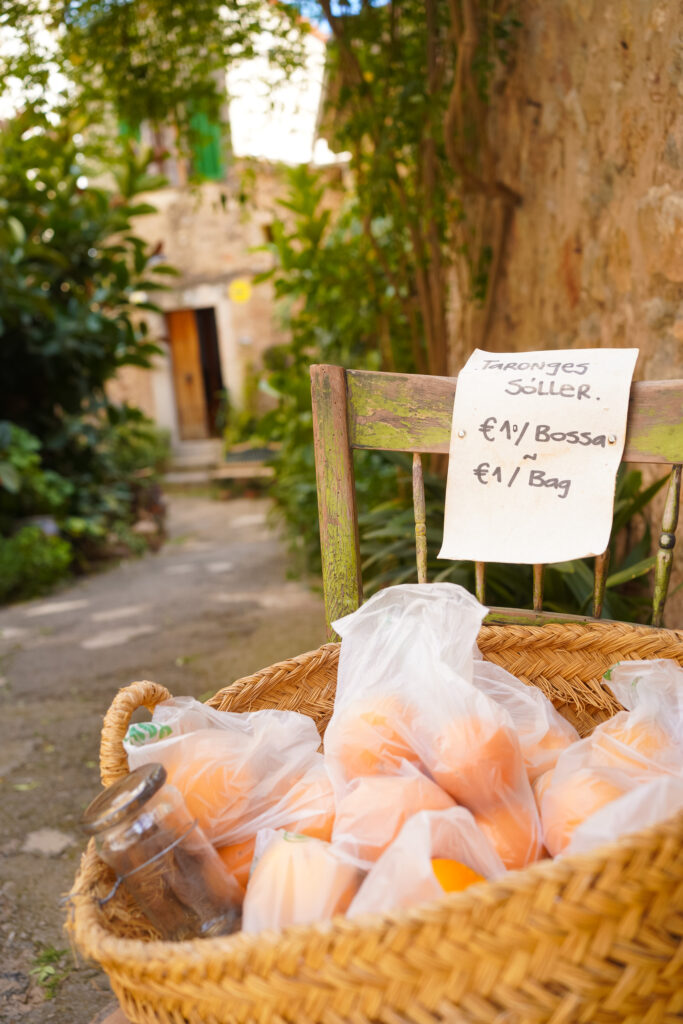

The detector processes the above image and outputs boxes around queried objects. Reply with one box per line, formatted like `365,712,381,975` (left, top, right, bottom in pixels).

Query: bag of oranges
563,774,683,856
534,762,636,856
326,584,543,870
347,806,505,918
332,763,456,867
472,658,579,782
536,658,683,856
242,830,363,933
124,698,329,850
215,760,336,889
597,659,683,776
326,585,486,792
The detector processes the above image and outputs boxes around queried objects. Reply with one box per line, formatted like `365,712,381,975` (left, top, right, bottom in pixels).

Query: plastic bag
324,582,487,788
332,763,455,867
534,659,683,855
604,658,683,719
563,775,683,856
536,659,683,856
594,659,683,777
326,584,542,870
215,760,335,889
242,830,363,933
125,697,324,847
348,807,505,918
472,659,579,782
535,763,636,856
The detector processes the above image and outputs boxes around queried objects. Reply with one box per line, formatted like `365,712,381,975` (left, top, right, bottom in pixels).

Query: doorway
166,308,224,440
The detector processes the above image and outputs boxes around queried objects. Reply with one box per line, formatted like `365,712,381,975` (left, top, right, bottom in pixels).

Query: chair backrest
311,364,683,636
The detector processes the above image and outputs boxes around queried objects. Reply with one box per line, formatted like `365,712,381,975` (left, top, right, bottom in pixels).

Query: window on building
189,107,225,182
118,119,141,142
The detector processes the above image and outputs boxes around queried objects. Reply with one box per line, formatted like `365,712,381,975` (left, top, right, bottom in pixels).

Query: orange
326,695,420,779
592,717,675,776
281,768,335,841
540,769,628,856
474,799,542,870
532,769,554,813
524,726,575,782
216,837,255,892
215,770,334,891
431,858,485,893
242,833,361,932
333,771,454,863
215,765,335,891
164,732,253,844
426,717,524,810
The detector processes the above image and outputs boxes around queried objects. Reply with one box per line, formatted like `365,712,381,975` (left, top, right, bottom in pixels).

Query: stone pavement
0,494,326,1024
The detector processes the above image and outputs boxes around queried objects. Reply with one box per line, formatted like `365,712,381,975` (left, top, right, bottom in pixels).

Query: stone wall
486,0,683,383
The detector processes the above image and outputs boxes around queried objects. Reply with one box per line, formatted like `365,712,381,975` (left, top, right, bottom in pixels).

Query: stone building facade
109,169,288,452
109,23,340,456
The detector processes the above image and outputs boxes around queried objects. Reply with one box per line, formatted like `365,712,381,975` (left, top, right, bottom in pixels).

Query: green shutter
189,110,224,181
118,119,141,142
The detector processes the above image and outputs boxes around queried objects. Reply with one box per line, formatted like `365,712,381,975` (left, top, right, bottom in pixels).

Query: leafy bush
0,527,73,604
101,406,171,480
50,405,170,552
0,111,173,442
238,166,411,569
0,110,174,601
0,409,169,600
0,422,73,534
0,421,74,598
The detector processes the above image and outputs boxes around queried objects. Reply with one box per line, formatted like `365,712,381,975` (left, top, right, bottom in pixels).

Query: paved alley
0,494,326,1024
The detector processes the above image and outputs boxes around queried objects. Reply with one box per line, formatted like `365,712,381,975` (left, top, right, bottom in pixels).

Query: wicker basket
69,621,683,1024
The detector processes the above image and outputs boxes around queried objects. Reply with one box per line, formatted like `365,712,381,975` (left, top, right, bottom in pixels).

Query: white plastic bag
214,760,335,889
348,806,505,918
535,659,683,856
325,584,543,869
126,695,233,738
593,659,683,777
472,659,579,782
125,697,324,846
563,775,683,856
332,762,455,867
326,584,486,786
536,659,683,855
535,762,636,856
242,830,363,933
604,658,683,720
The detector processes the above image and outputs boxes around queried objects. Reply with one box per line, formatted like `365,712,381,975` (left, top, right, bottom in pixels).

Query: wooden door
167,309,208,440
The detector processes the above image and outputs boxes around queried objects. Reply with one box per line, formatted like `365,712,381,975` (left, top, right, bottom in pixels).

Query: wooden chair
310,364,683,636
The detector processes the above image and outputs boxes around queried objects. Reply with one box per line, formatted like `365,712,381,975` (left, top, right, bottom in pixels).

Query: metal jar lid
81,762,166,836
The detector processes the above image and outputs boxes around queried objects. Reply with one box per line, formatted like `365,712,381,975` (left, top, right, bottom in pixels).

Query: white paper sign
439,348,639,564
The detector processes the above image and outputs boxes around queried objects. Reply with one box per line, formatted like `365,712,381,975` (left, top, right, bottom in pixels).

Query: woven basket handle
100,680,172,787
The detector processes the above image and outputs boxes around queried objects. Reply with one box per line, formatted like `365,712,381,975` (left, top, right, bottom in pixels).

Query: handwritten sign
438,348,639,564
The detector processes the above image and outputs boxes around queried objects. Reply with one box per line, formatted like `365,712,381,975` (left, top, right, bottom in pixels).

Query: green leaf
0,461,20,493
606,556,657,588
7,215,25,244
612,473,669,535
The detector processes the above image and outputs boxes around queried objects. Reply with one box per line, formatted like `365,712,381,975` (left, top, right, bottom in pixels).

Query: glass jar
82,762,242,940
